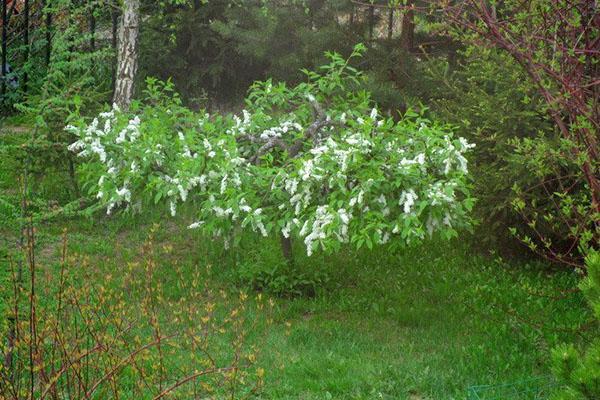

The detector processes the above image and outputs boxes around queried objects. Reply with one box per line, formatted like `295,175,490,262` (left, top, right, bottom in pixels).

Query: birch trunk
113,0,139,110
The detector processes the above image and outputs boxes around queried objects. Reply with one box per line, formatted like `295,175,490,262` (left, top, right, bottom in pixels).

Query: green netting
467,376,559,400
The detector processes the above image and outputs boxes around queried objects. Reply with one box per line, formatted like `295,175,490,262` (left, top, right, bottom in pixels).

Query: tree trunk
44,1,51,66
280,235,294,266
399,0,414,51
23,0,29,93
1,0,7,100
368,5,375,41
113,0,140,110
387,8,394,40
89,4,96,52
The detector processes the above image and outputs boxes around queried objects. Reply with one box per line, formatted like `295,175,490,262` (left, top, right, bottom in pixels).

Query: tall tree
1,0,7,99
113,0,140,109
44,0,51,66
399,0,414,50
387,7,394,39
23,0,29,93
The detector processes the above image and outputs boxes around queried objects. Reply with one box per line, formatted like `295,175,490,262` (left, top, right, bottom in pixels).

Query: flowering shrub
67,45,475,257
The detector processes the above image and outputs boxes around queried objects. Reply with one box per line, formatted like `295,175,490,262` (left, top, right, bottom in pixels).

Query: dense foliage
444,0,599,266
7,0,595,266
67,47,474,256
1,1,599,398
552,250,600,399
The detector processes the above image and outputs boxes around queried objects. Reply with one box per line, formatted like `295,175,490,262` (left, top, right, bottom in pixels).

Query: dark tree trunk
368,5,375,41
1,0,7,100
23,0,29,93
280,235,294,266
399,0,414,51
387,7,394,39
113,0,140,109
45,1,51,66
89,4,96,52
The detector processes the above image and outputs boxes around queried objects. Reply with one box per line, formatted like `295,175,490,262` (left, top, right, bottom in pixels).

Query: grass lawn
0,126,593,399
7,209,587,400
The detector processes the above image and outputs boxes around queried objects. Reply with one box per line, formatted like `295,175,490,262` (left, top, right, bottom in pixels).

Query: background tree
113,0,140,109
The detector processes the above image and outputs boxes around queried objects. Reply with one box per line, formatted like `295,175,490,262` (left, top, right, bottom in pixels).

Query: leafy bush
551,250,600,399
236,254,330,298
424,46,598,265
66,45,475,259
440,1,600,268
425,48,547,247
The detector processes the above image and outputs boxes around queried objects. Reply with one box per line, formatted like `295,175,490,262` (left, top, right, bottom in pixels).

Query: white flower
399,189,418,214
106,202,115,215
256,221,268,237
300,159,314,181
302,205,334,256
188,221,205,229
285,178,298,195
459,137,475,150
370,108,378,119
282,222,292,238
242,109,251,125
116,129,127,144
338,208,351,225
400,153,425,167
116,186,131,202
178,184,188,201
220,174,228,194
349,190,362,207
213,206,226,217
426,215,439,236
443,213,452,226
67,140,85,152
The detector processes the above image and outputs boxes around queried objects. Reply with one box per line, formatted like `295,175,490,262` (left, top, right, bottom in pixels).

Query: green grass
0,126,593,398
7,208,589,400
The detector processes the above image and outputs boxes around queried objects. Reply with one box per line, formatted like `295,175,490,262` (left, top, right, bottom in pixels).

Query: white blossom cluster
67,59,475,256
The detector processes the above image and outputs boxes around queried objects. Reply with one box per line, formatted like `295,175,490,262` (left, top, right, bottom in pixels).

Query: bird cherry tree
66,44,475,262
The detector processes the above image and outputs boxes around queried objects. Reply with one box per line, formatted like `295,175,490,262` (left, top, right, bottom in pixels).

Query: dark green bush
236,259,330,298
421,46,597,264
